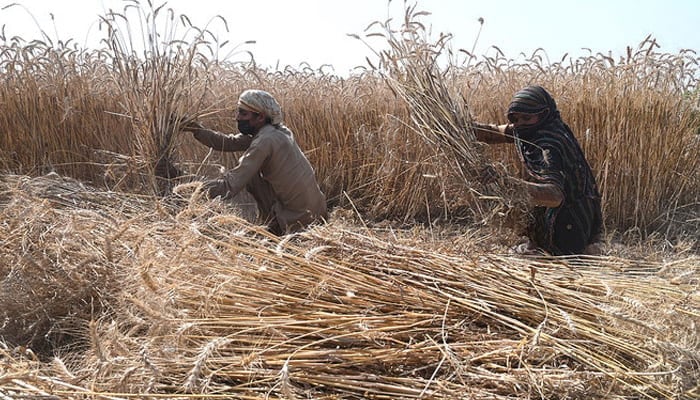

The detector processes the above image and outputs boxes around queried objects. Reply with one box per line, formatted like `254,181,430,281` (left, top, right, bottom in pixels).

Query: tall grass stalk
355,4,529,226
99,0,248,194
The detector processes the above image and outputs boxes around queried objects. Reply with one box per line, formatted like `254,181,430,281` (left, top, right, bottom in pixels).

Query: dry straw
1,174,698,399
353,4,529,227
98,0,241,195
0,3,699,397
0,3,696,234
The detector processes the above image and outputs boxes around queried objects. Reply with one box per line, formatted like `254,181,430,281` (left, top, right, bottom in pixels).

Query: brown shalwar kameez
193,124,327,234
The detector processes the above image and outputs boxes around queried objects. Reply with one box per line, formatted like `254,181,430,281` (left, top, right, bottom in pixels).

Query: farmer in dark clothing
473,85,602,255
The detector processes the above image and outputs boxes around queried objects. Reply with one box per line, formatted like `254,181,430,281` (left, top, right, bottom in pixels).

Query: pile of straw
1,173,698,399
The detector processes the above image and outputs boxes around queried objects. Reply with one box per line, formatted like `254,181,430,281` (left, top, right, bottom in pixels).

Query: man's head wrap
238,89,283,125
507,85,560,124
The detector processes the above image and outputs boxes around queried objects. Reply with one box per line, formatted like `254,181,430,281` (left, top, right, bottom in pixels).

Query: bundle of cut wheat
353,5,529,228
99,1,252,195
1,173,697,399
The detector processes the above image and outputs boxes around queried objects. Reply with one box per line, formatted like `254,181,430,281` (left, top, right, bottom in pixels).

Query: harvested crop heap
1,174,698,399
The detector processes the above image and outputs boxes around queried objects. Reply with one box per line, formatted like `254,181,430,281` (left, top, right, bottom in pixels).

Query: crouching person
183,89,328,235
473,85,602,255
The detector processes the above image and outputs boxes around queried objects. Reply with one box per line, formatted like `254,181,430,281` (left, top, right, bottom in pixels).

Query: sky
1,0,699,76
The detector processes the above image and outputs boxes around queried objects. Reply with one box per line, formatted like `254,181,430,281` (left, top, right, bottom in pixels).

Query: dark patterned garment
508,86,602,255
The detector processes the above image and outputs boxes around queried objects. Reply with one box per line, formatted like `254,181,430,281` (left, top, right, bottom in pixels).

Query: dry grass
353,5,529,228
98,1,254,195
0,173,698,399
1,1,699,399
0,4,697,234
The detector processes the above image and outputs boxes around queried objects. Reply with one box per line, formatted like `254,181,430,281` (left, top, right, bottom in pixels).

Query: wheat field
0,2,698,399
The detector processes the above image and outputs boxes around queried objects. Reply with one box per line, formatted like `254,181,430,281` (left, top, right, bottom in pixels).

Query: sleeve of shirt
221,137,272,196
529,139,566,192
193,130,253,152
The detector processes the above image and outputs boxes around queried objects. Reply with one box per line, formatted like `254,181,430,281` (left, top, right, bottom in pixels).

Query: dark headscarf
506,85,560,133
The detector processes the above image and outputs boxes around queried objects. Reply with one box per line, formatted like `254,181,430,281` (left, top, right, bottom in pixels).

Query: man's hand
169,113,204,132
182,119,205,132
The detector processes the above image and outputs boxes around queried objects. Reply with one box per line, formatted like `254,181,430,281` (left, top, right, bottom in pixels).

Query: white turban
238,89,283,125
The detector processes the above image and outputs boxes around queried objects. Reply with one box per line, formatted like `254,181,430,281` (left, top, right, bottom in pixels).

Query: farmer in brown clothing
183,89,328,235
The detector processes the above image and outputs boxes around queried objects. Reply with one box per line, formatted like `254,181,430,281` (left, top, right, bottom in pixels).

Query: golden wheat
0,1,699,399
1,173,697,399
